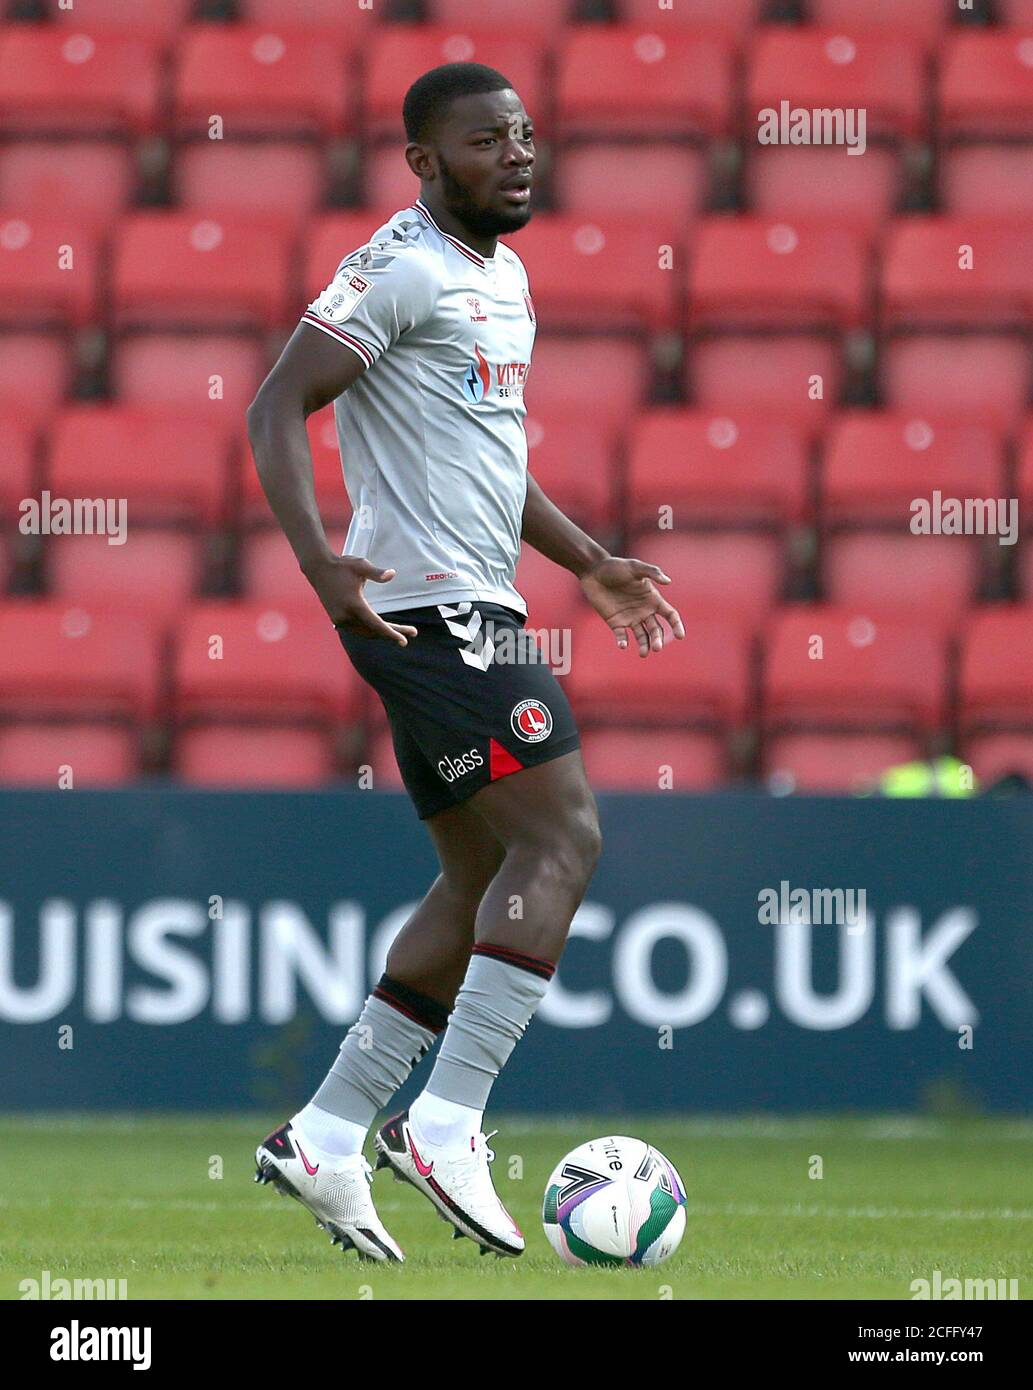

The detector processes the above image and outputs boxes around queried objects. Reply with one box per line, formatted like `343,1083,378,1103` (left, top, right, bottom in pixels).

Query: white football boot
254,1120,404,1262
373,1108,524,1257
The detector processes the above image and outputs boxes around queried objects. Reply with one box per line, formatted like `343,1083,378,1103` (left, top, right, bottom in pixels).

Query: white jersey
302,198,537,615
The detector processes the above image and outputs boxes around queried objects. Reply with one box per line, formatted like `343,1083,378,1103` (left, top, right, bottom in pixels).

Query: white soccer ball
542,1135,687,1267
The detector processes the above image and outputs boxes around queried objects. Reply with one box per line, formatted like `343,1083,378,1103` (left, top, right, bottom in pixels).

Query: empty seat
882,217,1033,328
580,727,728,790
763,732,923,792
807,0,953,42
627,529,783,625
747,30,927,140
0,140,135,230
241,408,351,527
523,408,618,532
0,333,72,422
174,142,325,230
427,0,574,34
0,26,163,135
173,25,353,137
745,147,901,232
940,33,1033,138
513,543,583,627
525,334,652,429
361,145,422,211
555,29,734,139
689,335,844,433
614,0,763,39
959,607,1033,730
552,145,709,224
175,725,336,787
763,606,946,731
689,218,869,330
564,608,751,725
0,723,139,786
0,213,101,328
940,145,1033,217
111,212,295,330
999,0,1033,24
0,410,37,521
513,214,683,332
238,527,348,608
880,335,1032,429
823,535,981,617
111,333,266,433
0,600,161,719
627,408,809,526
49,0,195,32
239,0,378,30
47,532,205,621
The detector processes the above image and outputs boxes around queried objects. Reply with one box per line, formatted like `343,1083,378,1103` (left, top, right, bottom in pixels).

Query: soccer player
248,63,683,1261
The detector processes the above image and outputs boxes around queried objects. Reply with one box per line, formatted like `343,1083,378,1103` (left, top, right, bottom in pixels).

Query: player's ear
405,143,434,181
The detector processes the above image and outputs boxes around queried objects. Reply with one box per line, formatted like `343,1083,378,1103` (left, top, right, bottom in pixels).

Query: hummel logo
295,1141,319,1177
407,1131,434,1179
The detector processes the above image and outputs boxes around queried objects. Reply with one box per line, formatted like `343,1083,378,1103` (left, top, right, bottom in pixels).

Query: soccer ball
542,1135,686,1267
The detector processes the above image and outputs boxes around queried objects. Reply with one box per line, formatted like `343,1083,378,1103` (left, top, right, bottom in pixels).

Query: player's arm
522,472,684,656
246,325,417,645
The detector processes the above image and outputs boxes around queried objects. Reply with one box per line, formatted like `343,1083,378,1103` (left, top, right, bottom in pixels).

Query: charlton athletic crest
511,698,552,743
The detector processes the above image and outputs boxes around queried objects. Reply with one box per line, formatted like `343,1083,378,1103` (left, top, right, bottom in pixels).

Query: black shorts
338,601,581,819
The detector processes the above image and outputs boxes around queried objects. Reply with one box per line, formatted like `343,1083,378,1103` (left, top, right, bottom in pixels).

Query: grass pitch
2,1113,1031,1300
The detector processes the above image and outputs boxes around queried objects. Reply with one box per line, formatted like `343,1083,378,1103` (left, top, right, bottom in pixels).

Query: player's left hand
580,557,685,656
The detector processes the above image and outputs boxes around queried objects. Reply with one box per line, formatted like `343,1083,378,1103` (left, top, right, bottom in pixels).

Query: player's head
403,63,535,238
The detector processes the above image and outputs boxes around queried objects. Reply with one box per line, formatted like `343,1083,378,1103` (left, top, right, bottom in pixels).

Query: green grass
2,1114,1031,1300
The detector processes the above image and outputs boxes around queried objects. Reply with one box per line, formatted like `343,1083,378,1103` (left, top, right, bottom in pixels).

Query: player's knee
525,803,601,892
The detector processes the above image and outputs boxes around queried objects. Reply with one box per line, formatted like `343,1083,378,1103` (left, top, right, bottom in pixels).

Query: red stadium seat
427,0,574,35
362,146,422,211
523,408,618,532
580,728,728,790
808,0,953,43
0,141,135,231
111,333,266,432
627,409,810,526
689,218,869,330
240,0,378,29
552,145,709,225
881,335,1032,429
823,536,981,618
1016,422,1033,600
959,607,1033,731
513,544,582,628
763,607,947,731
111,212,295,330
689,335,844,434
565,608,751,725
614,0,763,39
524,335,652,430
47,532,206,621
238,527,348,609
628,529,784,625
555,28,734,139
0,333,72,422
173,602,359,723
365,31,545,139
941,145,1033,217
0,214,101,328
175,725,337,787
174,142,325,230
763,732,923,792
882,217,1033,328
0,723,139,786
49,0,195,32
48,405,231,523
0,410,37,522
241,408,351,527
0,600,162,719
173,25,354,138
999,0,1033,24
0,26,163,135
747,30,928,140
963,733,1033,783
940,33,1033,138
745,147,901,232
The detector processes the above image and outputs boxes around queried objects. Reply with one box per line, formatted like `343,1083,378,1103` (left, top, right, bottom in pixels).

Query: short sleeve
301,242,440,372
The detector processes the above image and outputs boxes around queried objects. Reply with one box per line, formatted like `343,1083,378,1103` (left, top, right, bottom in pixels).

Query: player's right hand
304,554,417,645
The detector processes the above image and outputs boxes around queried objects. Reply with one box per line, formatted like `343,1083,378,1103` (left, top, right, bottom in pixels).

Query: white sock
409,1091,483,1150
292,1103,367,1158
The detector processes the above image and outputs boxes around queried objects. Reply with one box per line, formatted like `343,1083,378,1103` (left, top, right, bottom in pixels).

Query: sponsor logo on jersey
462,343,492,402
425,571,458,582
317,271,373,323
510,698,553,743
437,748,485,783
461,343,531,402
466,295,487,322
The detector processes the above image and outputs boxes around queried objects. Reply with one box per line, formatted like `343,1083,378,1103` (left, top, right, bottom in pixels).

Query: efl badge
318,271,373,323
523,290,536,324
511,698,552,743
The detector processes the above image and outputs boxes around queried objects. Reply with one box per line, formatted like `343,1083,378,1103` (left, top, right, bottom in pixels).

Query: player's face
432,90,535,238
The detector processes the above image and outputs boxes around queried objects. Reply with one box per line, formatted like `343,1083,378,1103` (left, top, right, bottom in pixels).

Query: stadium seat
173,25,354,138
564,608,751,725
361,146,423,211
823,536,981,619
999,0,1033,24
0,600,162,719
627,529,784,626
427,0,575,35
523,408,618,533
762,732,924,793
111,333,266,434
173,602,360,723
940,33,1033,138
0,26,163,135
689,218,869,330
1016,421,1033,598
959,607,1033,731
0,723,139,786
880,335,1032,429
579,727,728,791
365,31,545,139
240,0,379,30
0,332,72,422
111,212,295,330
174,725,337,787
552,145,709,225
940,142,1033,218
807,0,953,43
614,0,763,40
688,335,844,435
513,543,583,628
882,217,1033,328
241,408,351,528
555,29,734,139
744,147,901,233
49,0,195,32
47,405,232,523
524,334,652,430
509,214,684,332
0,214,101,328
47,532,206,622
0,410,37,522
746,30,928,140
174,142,325,230
627,409,810,527
963,733,1033,784
0,141,135,231
238,528,348,609
763,607,946,731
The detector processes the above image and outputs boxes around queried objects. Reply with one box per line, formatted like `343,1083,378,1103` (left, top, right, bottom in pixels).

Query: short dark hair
403,62,515,143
